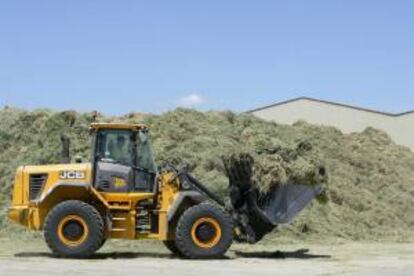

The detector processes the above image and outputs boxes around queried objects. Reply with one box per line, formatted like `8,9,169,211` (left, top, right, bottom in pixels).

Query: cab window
97,130,134,165
136,130,157,173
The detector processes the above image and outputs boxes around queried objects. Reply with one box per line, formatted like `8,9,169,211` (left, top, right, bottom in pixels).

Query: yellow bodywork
9,163,92,230
8,163,182,241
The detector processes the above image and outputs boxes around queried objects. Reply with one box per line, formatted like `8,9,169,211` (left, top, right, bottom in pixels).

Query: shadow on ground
234,249,331,260
14,252,174,260
14,249,330,260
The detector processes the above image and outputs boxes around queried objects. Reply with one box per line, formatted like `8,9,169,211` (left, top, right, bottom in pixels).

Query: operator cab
90,123,157,193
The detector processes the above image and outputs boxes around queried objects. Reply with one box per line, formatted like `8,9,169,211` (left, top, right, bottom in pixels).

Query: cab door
93,130,135,192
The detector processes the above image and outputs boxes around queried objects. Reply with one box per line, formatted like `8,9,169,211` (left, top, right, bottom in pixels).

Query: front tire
44,200,104,258
175,202,233,259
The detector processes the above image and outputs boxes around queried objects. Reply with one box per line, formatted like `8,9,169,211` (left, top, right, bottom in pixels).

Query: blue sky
0,1,413,115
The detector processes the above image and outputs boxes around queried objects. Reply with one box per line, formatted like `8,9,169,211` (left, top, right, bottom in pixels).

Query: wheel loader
8,123,323,259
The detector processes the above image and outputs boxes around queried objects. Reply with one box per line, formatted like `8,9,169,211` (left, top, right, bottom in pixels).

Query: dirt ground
0,237,412,276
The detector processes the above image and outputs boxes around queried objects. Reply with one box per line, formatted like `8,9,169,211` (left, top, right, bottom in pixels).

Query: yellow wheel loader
8,123,323,259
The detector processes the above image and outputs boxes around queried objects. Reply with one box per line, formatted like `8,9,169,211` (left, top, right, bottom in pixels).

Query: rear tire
44,200,104,258
175,202,233,259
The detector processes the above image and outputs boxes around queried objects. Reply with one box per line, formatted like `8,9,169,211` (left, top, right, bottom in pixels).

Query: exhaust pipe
60,134,71,164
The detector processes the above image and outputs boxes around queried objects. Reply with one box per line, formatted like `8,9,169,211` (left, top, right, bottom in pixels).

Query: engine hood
23,163,92,177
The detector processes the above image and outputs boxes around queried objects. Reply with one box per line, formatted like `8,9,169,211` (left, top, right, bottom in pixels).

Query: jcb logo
113,177,127,188
59,170,86,180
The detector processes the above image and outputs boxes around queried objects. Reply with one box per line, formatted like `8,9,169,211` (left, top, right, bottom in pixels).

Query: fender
167,191,207,222
36,183,90,204
32,183,109,230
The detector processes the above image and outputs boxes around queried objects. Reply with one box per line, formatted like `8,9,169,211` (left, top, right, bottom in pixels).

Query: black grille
29,174,48,200
99,179,110,190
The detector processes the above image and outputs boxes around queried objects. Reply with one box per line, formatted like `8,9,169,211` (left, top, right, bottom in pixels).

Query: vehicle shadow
14,249,330,260
234,249,331,260
14,251,232,260
14,252,175,260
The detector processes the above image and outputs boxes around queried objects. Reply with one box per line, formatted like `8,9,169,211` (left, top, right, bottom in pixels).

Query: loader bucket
223,154,324,244
257,184,323,224
228,182,323,244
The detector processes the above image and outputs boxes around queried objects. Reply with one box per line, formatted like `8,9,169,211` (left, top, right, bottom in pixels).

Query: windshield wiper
131,165,157,175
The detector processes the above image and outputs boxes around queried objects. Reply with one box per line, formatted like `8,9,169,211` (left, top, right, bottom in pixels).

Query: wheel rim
57,215,89,247
191,217,222,249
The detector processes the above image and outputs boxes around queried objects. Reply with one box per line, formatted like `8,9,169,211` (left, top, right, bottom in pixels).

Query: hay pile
0,107,413,241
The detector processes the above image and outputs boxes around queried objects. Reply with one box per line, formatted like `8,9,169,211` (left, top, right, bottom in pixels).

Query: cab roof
90,123,149,131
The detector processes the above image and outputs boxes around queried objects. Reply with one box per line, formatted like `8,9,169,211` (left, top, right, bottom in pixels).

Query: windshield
97,130,134,165
136,130,157,173
95,129,157,172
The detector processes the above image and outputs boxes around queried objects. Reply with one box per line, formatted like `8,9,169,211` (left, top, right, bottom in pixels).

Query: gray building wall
250,98,414,150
